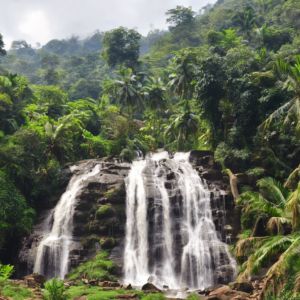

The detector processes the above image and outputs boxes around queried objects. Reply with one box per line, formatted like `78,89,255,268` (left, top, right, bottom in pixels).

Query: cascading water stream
123,152,237,290
34,164,101,279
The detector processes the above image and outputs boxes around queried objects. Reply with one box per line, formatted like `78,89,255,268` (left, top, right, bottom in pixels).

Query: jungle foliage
2,0,300,296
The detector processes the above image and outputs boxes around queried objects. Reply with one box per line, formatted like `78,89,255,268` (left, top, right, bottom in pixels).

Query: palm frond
246,236,294,276
257,177,291,208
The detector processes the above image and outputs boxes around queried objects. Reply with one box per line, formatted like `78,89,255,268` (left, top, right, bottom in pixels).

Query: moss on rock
96,205,114,218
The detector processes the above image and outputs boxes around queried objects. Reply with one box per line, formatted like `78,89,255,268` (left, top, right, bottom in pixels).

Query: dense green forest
2,0,300,298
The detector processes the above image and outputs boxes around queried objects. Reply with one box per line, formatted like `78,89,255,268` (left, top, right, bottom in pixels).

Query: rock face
17,151,241,286
17,158,130,278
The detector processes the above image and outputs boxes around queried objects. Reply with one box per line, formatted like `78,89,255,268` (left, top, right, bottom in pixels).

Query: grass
1,284,34,300
141,294,167,300
67,286,144,300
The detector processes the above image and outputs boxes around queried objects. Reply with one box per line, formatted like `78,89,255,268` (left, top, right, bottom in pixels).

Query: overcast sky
0,0,215,49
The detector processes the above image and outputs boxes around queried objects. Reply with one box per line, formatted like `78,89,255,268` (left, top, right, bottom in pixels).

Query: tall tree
142,77,168,137
168,48,196,100
33,85,68,118
0,33,6,60
101,27,141,69
259,55,300,135
166,6,197,47
166,6,196,30
0,73,33,133
165,100,199,151
104,68,144,119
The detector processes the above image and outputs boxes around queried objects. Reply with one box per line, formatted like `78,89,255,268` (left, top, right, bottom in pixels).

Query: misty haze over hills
0,0,215,49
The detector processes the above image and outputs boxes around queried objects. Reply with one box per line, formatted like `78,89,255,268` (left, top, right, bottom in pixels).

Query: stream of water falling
123,152,237,290
34,164,101,279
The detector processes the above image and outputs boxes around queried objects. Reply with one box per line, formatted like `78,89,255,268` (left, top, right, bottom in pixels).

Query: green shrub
43,277,69,300
67,286,143,300
187,293,200,300
246,167,265,181
215,142,250,172
0,263,14,284
120,147,135,162
66,250,116,282
1,284,34,300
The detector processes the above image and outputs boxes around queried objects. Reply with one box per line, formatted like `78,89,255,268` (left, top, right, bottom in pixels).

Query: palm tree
259,55,300,136
164,100,199,151
255,24,267,44
238,177,292,235
168,49,196,100
44,115,83,162
104,68,144,120
142,77,168,137
235,235,297,280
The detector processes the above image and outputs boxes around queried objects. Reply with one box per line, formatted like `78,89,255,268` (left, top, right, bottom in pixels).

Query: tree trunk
227,169,240,202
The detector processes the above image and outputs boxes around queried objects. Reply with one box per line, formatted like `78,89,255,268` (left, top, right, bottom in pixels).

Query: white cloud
18,10,51,46
0,0,216,49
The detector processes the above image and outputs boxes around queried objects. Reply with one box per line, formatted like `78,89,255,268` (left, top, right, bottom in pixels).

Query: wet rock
74,211,90,222
142,283,161,291
23,273,46,288
189,150,214,163
121,284,132,290
205,284,226,295
207,286,250,300
201,170,223,181
99,281,119,287
230,280,254,293
88,279,97,286
64,283,70,289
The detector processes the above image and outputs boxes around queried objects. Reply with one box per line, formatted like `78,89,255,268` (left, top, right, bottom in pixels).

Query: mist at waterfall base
33,164,101,279
123,152,237,291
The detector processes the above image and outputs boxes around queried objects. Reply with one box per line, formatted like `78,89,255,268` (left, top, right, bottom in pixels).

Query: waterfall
34,164,101,279
123,152,237,290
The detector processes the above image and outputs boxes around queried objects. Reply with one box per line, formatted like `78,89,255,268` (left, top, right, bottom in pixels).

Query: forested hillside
2,0,300,298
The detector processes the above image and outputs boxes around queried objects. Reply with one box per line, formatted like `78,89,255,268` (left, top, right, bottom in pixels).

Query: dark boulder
142,283,161,291
230,280,254,293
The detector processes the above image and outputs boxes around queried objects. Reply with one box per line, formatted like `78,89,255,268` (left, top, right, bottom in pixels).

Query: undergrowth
66,250,116,282
67,286,144,300
1,284,34,300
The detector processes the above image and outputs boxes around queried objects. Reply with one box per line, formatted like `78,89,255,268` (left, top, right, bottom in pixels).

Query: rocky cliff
17,151,241,281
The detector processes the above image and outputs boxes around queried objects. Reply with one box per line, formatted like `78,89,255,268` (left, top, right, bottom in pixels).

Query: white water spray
34,164,101,279
123,152,237,290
